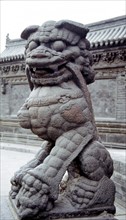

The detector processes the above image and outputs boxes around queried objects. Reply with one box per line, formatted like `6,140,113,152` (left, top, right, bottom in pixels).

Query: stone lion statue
10,20,115,219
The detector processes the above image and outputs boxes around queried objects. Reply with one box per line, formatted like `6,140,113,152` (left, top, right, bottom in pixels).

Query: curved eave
0,54,24,63
0,38,125,63
90,37,126,49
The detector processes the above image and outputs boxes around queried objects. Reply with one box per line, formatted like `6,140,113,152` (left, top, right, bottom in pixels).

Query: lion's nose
30,47,52,58
30,45,60,59
37,45,62,56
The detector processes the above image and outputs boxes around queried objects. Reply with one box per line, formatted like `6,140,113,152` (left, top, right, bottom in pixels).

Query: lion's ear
21,25,39,40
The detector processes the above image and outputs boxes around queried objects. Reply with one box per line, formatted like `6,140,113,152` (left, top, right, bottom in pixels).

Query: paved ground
0,142,126,220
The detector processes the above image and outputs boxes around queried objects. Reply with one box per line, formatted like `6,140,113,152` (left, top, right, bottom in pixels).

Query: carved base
9,196,117,220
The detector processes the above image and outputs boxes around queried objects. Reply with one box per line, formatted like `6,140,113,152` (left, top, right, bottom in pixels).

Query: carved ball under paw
15,172,50,218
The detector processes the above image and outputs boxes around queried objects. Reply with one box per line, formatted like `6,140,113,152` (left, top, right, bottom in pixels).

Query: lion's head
21,20,95,89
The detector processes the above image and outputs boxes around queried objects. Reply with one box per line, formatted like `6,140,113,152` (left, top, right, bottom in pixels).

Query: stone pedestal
9,196,117,220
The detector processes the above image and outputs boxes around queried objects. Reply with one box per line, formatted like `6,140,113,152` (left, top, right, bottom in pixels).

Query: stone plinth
9,196,117,220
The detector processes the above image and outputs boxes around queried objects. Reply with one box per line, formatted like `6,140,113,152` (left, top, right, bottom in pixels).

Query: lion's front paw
15,173,51,218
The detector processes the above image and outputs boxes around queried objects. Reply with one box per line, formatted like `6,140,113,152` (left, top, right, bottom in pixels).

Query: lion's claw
10,176,21,199
10,169,27,199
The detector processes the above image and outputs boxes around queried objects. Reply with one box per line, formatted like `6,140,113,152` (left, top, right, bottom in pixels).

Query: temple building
0,15,125,147
0,16,126,206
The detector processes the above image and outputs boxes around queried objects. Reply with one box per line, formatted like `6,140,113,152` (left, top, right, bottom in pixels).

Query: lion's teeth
33,67,36,72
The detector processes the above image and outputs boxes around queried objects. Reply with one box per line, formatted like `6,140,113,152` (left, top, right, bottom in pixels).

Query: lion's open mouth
30,64,66,78
30,67,54,77
26,62,72,86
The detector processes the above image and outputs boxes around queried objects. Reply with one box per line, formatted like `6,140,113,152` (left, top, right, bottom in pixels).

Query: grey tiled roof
0,16,125,62
86,15,126,48
0,39,26,62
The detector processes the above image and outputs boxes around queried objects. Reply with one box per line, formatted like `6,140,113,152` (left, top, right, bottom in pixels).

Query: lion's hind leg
65,141,115,213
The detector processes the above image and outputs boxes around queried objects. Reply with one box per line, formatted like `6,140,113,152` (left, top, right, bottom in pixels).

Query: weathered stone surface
9,20,116,219
10,196,117,220
89,79,116,119
0,84,30,117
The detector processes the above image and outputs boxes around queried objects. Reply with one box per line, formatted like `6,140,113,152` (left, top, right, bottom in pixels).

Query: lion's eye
29,41,38,51
51,41,66,52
